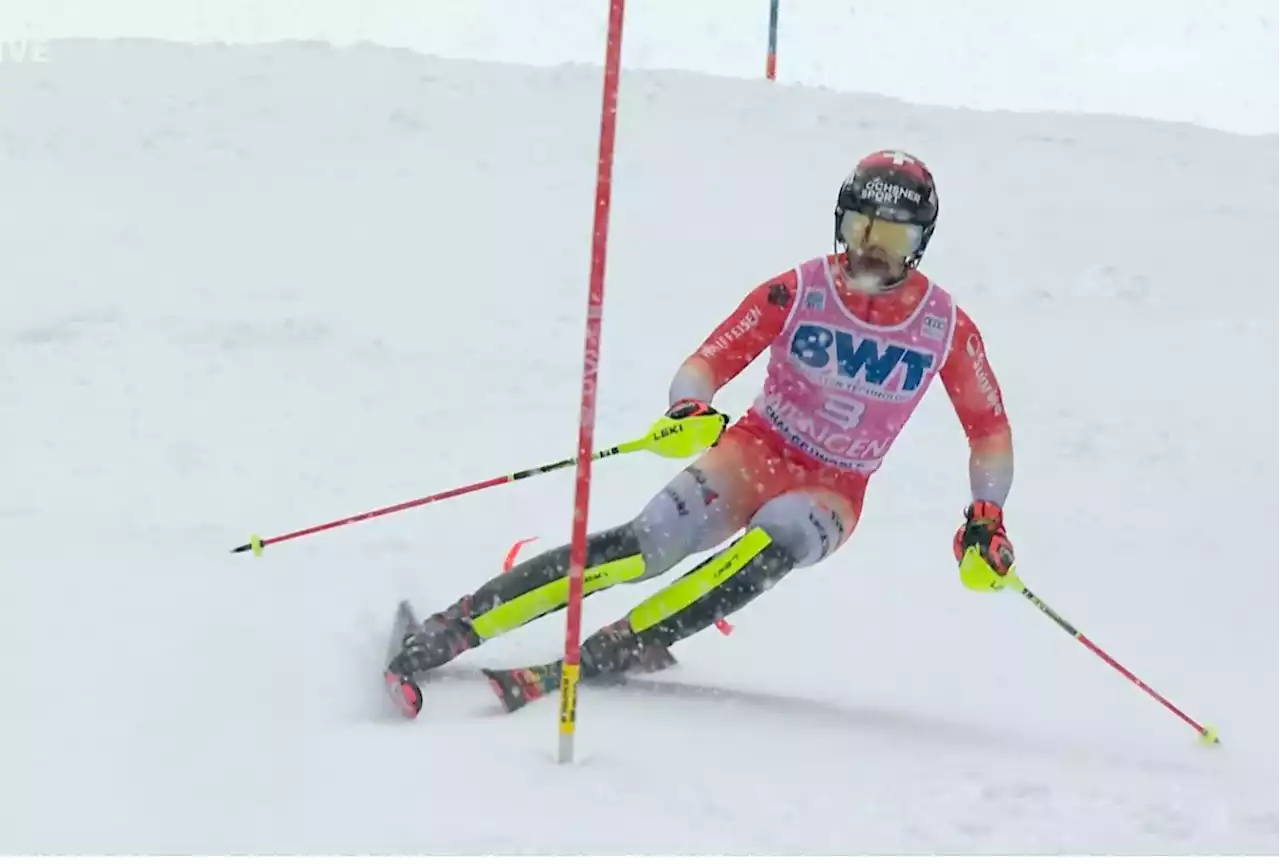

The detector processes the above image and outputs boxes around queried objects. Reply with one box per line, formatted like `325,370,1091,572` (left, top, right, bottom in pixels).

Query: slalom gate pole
559,0,627,766
766,0,780,80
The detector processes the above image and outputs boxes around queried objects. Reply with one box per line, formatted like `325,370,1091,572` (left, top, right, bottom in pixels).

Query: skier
386,149,1016,714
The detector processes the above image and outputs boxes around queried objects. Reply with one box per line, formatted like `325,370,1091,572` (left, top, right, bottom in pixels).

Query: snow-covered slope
1,41,1276,853
1,0,1276,133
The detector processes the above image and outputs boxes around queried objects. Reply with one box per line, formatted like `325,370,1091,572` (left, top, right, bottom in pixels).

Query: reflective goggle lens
840,211,923,259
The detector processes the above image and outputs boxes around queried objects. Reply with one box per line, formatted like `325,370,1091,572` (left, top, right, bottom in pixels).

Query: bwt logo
0,39,51,64
790,324,933,392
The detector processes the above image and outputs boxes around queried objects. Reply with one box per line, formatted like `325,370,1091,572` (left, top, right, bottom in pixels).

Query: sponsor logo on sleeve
965,333,1004,417
698,305,762,360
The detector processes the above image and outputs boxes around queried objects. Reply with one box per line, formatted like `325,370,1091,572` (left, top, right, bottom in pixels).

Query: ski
382,602,680,718
482,640,678,713
383,600,425,719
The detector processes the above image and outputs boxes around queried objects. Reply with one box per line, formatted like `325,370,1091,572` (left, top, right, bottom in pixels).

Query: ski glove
644,399,728,459
665,398,727,422
953,500,1015,576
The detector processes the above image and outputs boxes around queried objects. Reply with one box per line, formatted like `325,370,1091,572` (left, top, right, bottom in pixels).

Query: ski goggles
839,210,924,260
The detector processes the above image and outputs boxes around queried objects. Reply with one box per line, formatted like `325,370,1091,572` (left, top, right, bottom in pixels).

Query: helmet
834,150,939,272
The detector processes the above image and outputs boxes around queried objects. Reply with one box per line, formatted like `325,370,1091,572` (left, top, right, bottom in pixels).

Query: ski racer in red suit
386,150,1015,714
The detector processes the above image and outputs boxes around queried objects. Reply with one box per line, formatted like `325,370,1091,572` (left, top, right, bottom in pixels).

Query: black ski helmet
834,150,939,270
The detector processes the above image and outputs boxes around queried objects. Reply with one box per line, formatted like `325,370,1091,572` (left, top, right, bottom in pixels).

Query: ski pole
232,441,639,556
959,548,1220,745
231,411,726,556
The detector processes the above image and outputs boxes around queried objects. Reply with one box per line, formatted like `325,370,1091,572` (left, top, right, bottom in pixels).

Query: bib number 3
816,395,866,430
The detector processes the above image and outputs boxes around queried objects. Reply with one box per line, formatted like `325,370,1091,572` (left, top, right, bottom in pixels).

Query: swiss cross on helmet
834,150,939,270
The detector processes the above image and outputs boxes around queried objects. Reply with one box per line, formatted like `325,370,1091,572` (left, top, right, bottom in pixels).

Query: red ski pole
232,436,648,556
959,548,1220,744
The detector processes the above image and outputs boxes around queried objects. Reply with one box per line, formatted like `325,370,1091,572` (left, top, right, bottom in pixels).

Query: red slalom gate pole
766,0,779,80
558,0,627,765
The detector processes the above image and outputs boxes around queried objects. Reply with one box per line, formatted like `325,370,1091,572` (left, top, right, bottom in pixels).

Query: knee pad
631,466,740,575
749,491,849,567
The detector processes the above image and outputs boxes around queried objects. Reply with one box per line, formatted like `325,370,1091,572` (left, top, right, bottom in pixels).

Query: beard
844,247,907,293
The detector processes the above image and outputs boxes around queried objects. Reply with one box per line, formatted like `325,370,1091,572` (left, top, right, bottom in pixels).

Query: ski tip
384,671,423,720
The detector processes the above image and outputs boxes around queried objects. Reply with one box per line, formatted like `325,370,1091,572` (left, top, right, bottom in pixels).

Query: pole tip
1198,724,1220,745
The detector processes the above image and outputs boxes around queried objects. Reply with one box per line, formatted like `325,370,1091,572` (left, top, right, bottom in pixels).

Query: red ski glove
952,500,1015,575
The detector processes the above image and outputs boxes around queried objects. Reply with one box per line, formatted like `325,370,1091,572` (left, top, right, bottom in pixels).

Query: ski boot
384,599,482,718
482,619,677,713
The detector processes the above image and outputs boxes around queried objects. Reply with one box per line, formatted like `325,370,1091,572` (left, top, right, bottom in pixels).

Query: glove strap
667,399,718,420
